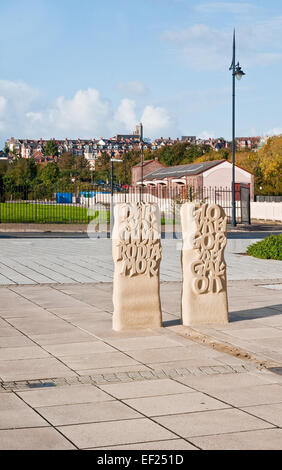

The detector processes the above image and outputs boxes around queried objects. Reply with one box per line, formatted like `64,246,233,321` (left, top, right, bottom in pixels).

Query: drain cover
28,382,56,389
268,367,282,375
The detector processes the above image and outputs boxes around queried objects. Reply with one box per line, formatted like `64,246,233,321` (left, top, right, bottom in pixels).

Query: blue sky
1,0,282,146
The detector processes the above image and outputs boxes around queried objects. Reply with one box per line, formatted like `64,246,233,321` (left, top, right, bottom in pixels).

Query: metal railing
0,184,249,225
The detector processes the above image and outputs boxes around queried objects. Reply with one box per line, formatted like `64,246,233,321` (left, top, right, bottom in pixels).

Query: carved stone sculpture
112,202,162,331
181,202,229,325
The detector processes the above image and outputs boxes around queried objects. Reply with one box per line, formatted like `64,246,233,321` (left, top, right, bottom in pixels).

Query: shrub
247,234,282,260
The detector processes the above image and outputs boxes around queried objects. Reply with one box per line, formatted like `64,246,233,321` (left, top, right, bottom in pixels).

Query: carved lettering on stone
112,203,162,331
181,202,229,326
191,203,227,295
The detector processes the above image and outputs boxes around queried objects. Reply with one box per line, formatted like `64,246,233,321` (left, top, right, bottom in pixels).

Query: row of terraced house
4,124,267,170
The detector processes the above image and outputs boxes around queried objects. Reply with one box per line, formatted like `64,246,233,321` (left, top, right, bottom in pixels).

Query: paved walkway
0,237,281,285
0,279,282,450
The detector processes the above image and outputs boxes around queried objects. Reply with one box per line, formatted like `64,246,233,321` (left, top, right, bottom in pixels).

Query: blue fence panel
56,192,73,204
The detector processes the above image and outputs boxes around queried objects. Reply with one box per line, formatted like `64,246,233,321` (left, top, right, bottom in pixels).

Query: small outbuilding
131,159,165,186
134,159,254,200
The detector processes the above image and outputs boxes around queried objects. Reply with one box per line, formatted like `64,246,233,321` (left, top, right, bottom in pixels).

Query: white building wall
202,161,252,188
251,202,282,222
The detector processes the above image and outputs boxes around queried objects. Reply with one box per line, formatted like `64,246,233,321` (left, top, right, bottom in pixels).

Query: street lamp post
139,140,144,202
229,29,245,227
110,155,123,236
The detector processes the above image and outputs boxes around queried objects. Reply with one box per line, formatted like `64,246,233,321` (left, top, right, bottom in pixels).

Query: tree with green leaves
44,140,59,157
3,157,38,199
39,162,59,186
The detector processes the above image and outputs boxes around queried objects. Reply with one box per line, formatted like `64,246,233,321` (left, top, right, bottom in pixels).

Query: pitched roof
144,160,226,180
134,159,164,168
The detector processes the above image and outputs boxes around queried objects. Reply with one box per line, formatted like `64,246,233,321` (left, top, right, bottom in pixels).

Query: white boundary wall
251,202,282,222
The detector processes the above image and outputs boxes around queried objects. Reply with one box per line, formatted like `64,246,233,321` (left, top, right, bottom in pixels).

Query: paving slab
7,316,76,336
125,347,219,364
174,370,280,393
124,391,229,417
29,330,97,345
0,326,23,337
0,238,281,286
206,383,282,407
0,272,281,450
0,346,50,361
99,378,193,399
36,401,142,426
0,393,49,429
18,384,113,407
105,336,184,351
154,408,274,438
189,428,282,450
59,351,140,371
0,427,76,450
222,327,282,340
74,364,152,376
57,418,176,449
43,341,116,357
0,336,35,348
0,357,76,382
96,439,197,450
241,403,282,427
51,311,111,322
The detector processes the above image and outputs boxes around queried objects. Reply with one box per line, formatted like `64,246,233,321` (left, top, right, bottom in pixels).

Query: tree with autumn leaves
0,136,280,195
193,136,282,195
258,136,282,195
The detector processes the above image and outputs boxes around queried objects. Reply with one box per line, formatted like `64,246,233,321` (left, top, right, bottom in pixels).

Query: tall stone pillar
181,202,229,325
112,202,162,331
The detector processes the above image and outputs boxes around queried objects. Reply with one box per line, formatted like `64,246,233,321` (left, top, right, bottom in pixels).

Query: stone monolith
181,202,229,325
112,202,162,331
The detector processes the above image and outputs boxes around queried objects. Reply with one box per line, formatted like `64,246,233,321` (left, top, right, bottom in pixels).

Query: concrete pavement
0,278,282,450
0,230,281,450
0,237,281,285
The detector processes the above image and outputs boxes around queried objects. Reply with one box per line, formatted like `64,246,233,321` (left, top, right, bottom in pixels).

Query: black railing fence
0,184,249,225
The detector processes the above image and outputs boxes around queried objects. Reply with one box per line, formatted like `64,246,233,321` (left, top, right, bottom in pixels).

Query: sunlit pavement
0,237,281,285
0,232,281,449
0,279,282,449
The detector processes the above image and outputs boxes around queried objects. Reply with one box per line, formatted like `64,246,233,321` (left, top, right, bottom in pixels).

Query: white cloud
195,2,256,14
114,98,137,131
0,81,176,145
47,89,113,137
0,80,41,139
0,96,7,114
198,130,215,139
141,105,175,137
163,24,230,70
265,127,282,136
162,17,282,71
117,81,149,97
26,112,43,122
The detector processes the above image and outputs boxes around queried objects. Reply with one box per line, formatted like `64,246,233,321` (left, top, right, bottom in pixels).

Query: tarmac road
0,231,280,239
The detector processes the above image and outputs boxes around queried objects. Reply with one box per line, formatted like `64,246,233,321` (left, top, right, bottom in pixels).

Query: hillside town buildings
5,124,268,170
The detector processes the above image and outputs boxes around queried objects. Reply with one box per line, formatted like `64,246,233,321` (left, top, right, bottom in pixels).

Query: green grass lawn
0,203,181,225
0,203,110,224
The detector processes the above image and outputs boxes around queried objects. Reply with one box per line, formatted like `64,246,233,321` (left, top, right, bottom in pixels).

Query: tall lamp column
229,29,245,227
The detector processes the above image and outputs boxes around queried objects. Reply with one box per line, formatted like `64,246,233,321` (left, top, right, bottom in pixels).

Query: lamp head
234,62,245,80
